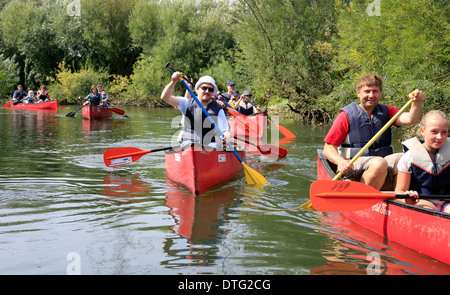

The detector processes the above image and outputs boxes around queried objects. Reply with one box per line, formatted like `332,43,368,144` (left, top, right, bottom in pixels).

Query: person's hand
171,71,183,84
409,89,426,104
337,160,353,175
404,190,420,205
222,131,231,148
216,100,225,107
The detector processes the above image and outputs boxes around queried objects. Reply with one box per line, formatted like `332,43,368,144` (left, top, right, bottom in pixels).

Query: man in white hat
161,71,230,149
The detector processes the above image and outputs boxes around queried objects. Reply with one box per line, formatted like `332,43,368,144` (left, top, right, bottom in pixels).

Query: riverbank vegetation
0,0,447,123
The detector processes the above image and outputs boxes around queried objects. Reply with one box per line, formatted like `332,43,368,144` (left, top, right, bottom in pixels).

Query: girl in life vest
395,110,450,212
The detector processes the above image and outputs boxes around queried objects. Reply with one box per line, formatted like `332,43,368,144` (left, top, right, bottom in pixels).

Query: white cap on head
195,75,218,96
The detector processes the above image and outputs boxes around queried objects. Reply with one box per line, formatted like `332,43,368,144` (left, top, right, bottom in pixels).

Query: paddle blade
257,144,288,158
2,102,11,108
272,120,296,139
109,107,125,115
103,147,149,167
310,180,394,212
242,162,268,185
299,200,313,210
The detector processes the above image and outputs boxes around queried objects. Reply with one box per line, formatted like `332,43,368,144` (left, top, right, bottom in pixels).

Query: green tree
128,0,236,99
0,0,65,88
0,54,20,98
81,0,140,76
332,0,449,113
231,0,337,122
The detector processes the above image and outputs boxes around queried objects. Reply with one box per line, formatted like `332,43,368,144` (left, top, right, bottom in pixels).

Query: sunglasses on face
200,86,215,93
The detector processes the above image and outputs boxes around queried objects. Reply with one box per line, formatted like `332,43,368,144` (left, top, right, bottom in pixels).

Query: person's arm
395,171,412,194
323,112,353,173
395,89,425,126
323,143,353,175
217,109,230,143
161,72,183,108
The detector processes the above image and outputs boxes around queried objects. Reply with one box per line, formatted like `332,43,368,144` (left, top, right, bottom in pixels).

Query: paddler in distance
161,71,231,150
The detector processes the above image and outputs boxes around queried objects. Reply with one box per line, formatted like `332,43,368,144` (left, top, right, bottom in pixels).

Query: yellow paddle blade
242,162,268,185
298,200,314,210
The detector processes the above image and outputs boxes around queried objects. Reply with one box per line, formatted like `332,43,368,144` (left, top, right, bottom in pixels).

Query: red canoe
228,111,268,139
82,105,113,120
317,149,450,265
165,144,245,195
5,100,59,110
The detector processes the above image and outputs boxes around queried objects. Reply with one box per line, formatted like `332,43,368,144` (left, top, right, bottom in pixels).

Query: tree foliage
0,0,447,119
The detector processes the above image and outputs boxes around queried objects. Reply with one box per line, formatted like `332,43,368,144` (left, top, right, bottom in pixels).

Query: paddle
2,102,11,108
233,136,288,158
165,63,268,185
103,146,174,167
66,103,86,117
108,106,125,116
299,96,415,209
223,107,267,145
246,99,296,139
310,179,447,212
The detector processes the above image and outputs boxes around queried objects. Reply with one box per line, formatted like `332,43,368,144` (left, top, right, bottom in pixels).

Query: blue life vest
237,103,254,116
338,102,393,158
88,93,101,106
181,99,223,145
402,137,450,195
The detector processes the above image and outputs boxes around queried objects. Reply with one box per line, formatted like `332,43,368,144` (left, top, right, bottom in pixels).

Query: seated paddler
323,75,426,191
161,71,230,150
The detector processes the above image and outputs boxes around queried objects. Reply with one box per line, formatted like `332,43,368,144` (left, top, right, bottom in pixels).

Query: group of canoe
3,98,121,120
4,73,450,267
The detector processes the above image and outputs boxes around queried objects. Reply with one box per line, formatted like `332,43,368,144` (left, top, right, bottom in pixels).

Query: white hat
195,75,218,96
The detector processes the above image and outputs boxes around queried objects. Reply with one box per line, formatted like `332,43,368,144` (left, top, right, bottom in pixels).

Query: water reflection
313,212,450,275
82,118,126,132
1,106,448,274
103,174,152,204
162,181,241,269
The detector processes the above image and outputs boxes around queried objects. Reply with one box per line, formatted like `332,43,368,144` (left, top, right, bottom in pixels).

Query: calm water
0,105,449,275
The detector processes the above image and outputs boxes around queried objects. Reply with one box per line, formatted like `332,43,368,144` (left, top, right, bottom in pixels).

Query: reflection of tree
161,180,241,268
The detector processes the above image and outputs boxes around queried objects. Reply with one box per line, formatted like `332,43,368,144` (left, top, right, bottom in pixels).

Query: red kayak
82,105,113,120
4,100,59,110
228,111,267,139
317,149,450,265
165,144,245,195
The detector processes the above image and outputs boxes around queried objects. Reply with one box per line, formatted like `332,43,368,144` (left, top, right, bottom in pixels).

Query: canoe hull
228,112,267,139
82,105,113,120
165,145,245,195
317,149,450,265
6,100,59,110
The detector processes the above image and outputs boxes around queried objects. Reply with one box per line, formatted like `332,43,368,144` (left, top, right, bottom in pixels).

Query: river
0,105,449,275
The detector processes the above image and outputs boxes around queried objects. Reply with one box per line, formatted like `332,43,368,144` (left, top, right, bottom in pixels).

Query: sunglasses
200,86,215,93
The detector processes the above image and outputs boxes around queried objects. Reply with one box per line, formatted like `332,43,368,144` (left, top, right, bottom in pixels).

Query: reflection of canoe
228,111,267,139
82,105,113,120
165,181,240,243
165,144,245,195
6,100,59,110
314,210,450,274
317,149,450,265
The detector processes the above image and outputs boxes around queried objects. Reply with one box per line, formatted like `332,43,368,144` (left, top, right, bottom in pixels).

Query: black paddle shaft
164,62,195,87
66,104,85,117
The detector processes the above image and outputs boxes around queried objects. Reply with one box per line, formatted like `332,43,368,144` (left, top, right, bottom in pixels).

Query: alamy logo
66,252,81,275
366,0,381,16
53,0,81,17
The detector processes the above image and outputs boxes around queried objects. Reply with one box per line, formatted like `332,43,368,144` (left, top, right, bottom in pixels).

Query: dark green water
0,106,449,275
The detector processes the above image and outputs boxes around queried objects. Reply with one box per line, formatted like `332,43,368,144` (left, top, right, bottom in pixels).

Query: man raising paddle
323,75,426,190
161,71,230,150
